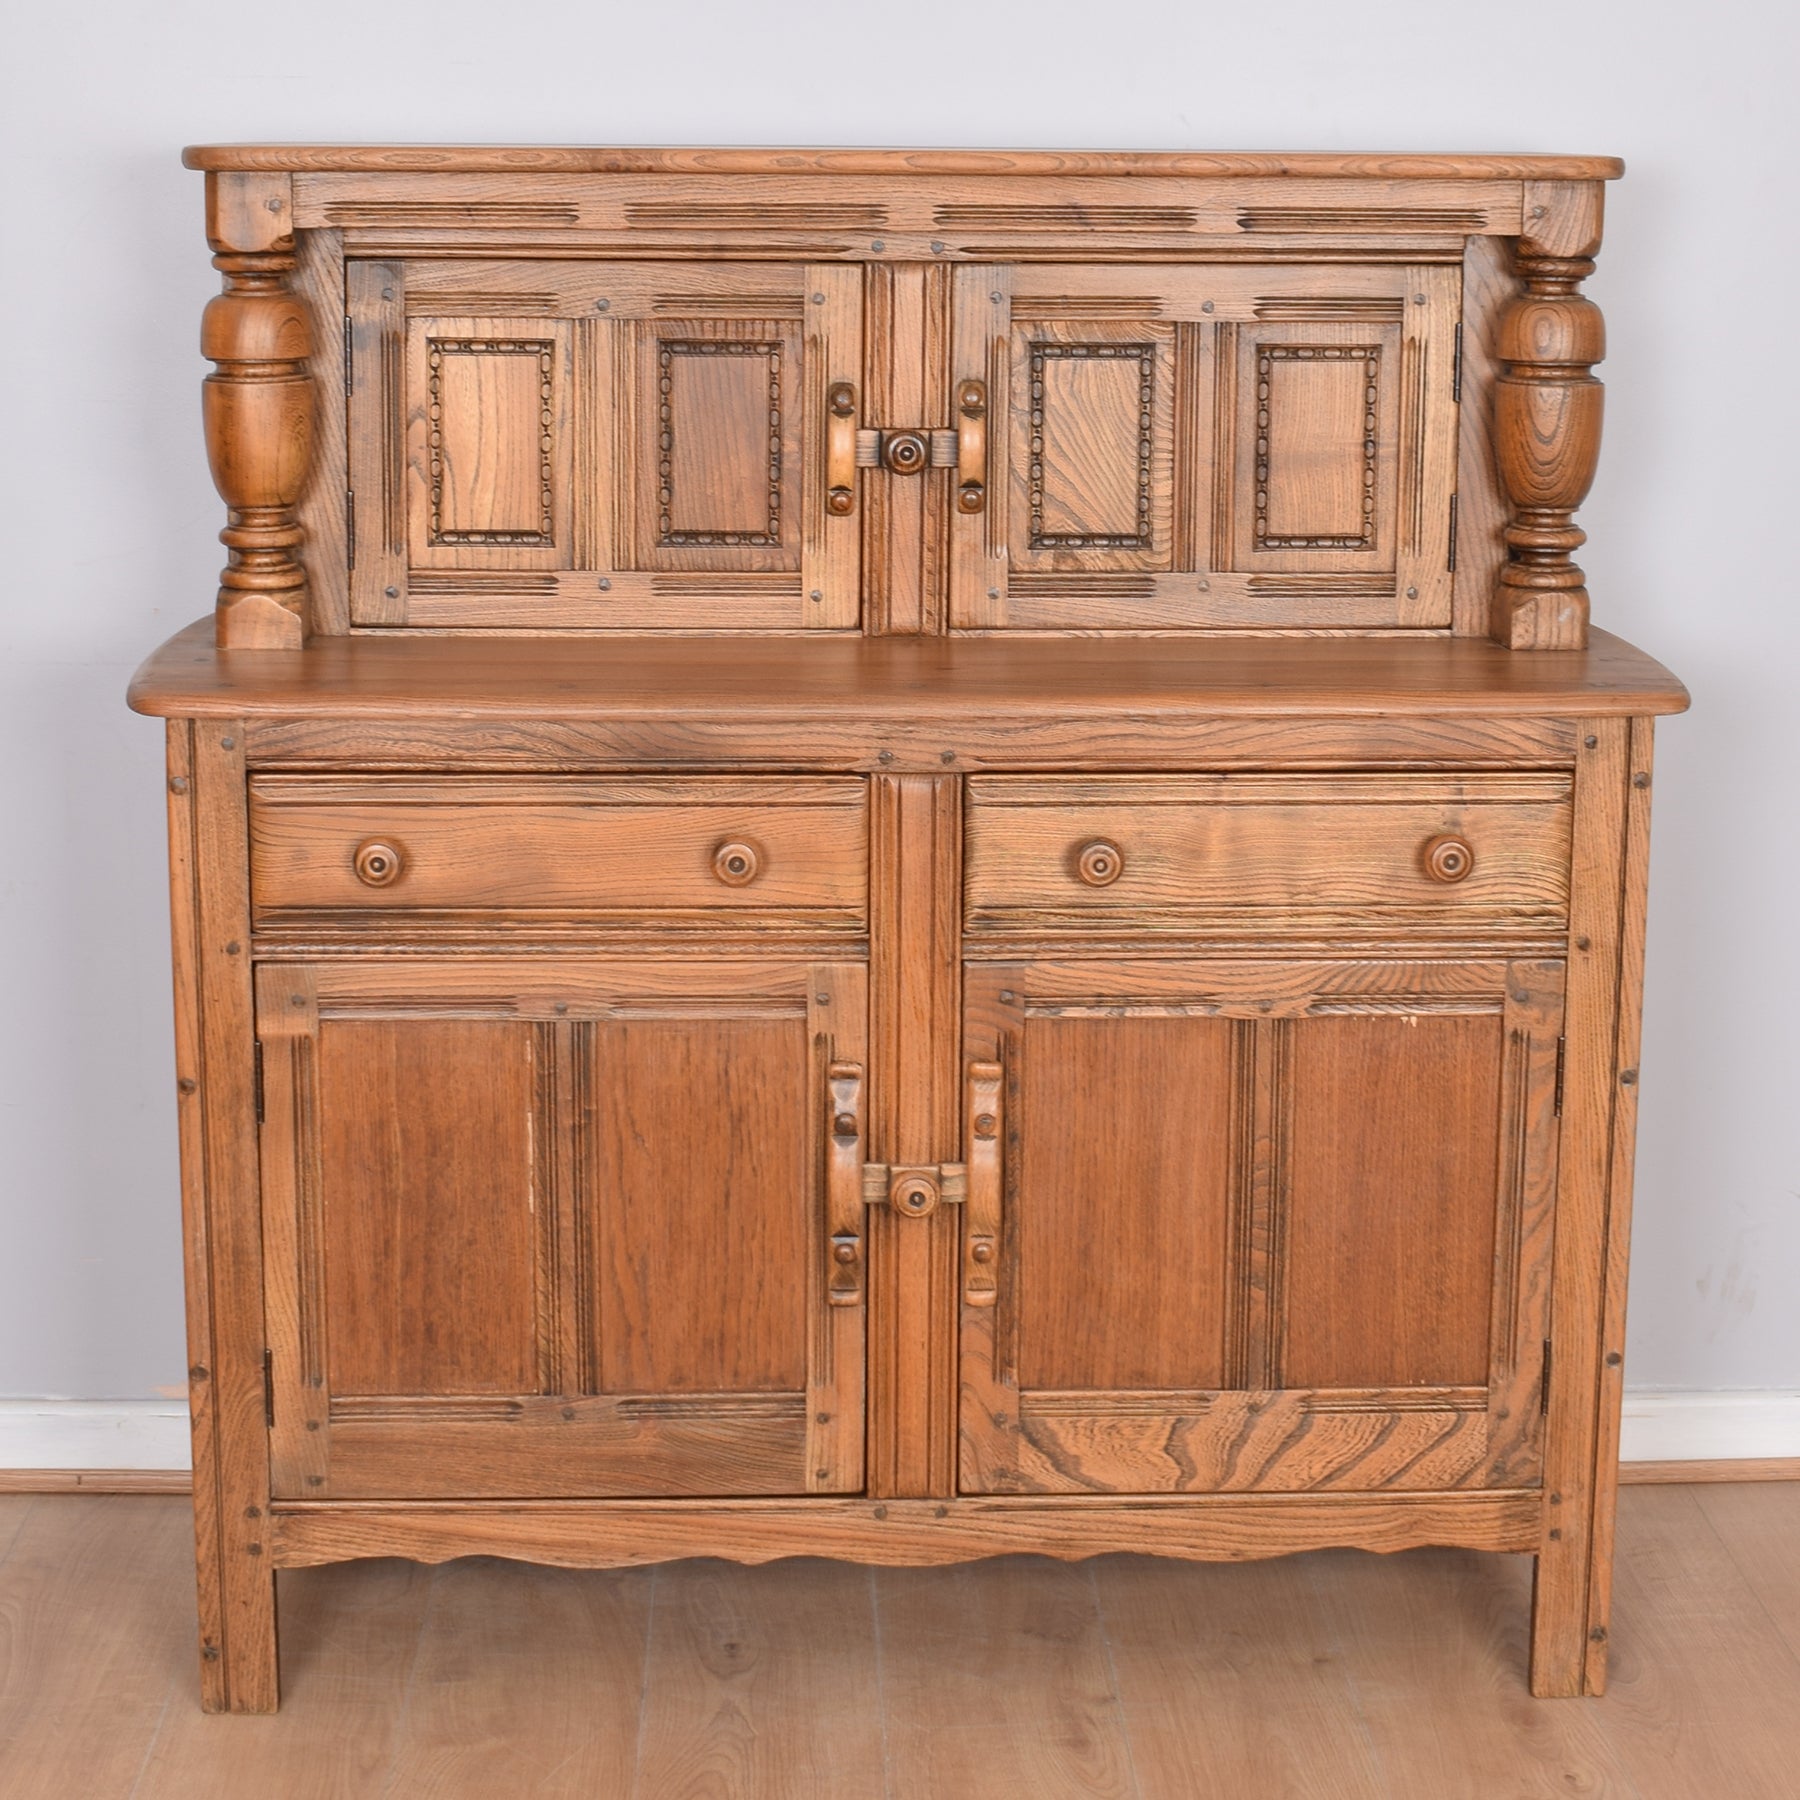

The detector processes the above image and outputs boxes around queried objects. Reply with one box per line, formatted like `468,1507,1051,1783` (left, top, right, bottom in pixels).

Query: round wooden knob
970,1241,994,1264
1075,840,1124,887
1421,834,1475,883
973,1112,998,1139
352,840,403,887
881,430,929,475
711,841,761,887
832,1241,858,1265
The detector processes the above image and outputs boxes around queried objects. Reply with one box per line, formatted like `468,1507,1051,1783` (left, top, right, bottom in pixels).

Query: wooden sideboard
130,145,1686,1713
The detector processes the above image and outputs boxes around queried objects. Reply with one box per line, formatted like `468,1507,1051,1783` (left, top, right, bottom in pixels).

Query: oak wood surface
253,955,868,1504
963,772,1572,936
183,146,1628,179
266,1490,1540,1567
142,144,1679,1716
247,773,869,925
1530,718,1640,1696
129,619,1688,720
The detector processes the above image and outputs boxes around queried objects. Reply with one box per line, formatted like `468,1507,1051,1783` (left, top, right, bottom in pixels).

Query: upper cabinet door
950,262,1460,631
347,260,861,629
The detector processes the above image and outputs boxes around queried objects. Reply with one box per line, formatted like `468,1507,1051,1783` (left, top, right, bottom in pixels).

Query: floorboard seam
1304,1552,1389,1790
1088,1559,1147,1800
623,1559,659,1800
377,1560,440,1800
868,1564,895,1800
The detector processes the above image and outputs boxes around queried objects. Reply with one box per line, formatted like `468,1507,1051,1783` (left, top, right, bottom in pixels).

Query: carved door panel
959,957,1563,1494
346,259,861,629
949,262,1460,630
255,957,866,1499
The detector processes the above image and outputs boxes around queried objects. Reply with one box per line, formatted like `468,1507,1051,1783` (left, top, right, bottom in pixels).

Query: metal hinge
1451,323,1464,404
253,1040,265,1125
1554,1036,1567,1117
346,490,356,571
861,1163,967,1219
343,316,354,396
1447,493,1459,573
1541,1339,1553,1415
263,1348,276,1429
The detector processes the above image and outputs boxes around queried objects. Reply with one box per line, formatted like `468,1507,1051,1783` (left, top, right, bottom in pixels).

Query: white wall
1,0,1795,1418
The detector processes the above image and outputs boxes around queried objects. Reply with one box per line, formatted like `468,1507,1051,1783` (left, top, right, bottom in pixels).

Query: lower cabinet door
254,956,867,1499
959,956,1564,1494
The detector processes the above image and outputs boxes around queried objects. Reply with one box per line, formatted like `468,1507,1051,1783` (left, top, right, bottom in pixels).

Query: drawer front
964,775,1572,934
250,777,867,927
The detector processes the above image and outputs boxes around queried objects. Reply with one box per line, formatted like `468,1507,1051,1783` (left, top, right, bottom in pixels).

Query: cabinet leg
1528,1535,1601,1698
197,1544,279,1713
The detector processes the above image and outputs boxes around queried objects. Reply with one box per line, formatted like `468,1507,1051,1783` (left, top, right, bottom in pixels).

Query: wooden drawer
964,775,1572,935
249,777,867,929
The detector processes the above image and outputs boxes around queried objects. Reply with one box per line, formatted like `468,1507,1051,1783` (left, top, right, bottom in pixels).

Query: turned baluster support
1493,182,1607,650
202,173,313,648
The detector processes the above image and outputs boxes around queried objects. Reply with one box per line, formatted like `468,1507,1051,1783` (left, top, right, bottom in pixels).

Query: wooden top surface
129,622,1686,723
181,145,1625,181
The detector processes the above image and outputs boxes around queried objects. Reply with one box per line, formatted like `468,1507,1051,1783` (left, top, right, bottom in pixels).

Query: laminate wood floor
1,1485,1795,1798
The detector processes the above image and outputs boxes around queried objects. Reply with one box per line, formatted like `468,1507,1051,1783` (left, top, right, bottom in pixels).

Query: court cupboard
127,144,1687,1712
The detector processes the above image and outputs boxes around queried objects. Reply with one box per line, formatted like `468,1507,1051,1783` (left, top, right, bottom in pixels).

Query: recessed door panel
1015,1014,1234,1392
589,1016,810,1394
317,1017,541,1397
1282,1013,1503,1389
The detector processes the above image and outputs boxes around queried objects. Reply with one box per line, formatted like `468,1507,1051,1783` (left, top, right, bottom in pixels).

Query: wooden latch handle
826,382,858,517
956,379,988,514
964,1061,1002,1305
826,1061,864,1306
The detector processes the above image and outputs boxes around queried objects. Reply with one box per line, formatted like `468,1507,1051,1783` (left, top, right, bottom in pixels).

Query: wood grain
877,1558,1138,1798
268,1490,1541,1569
139,144,1682,1717
1014,1014,1235,1391
249,774,868,927
317,1017,539,1395
964,772,1572,937
866,775,961,1497
184,146,1628,179
1283,1011,1502,1388
132,620,1688,721
635,1559,887,1798
1530,717,1632,1696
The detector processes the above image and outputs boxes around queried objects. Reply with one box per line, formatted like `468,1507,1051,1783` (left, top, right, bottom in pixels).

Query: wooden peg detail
1493,184,1606,650
201,173,313,649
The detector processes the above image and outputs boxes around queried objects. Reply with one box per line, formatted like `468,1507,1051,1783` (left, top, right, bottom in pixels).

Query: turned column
1493,182,1606,650
201,173,313,648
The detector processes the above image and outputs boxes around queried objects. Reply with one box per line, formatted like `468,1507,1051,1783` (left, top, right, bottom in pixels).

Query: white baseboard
1,1391,1796,1477
0,1399,190,1471
1618,1389,1800,1463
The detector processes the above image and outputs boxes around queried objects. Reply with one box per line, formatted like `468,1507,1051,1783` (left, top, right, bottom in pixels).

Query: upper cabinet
346,259,863,629
189,154,1616,647
951,263,1460,630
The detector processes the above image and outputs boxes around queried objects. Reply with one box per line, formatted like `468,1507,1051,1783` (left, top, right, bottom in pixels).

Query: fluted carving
201,174,313,647
1493,229,1605,650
